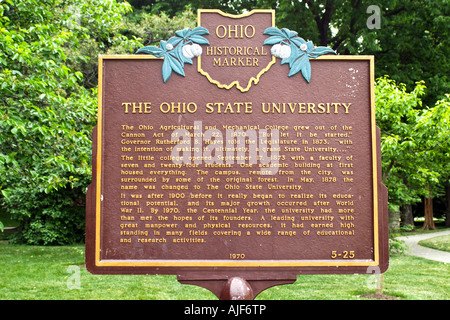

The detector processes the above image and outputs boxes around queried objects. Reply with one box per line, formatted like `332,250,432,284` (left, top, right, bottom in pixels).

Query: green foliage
256,0,449,107
388,230,409,255
124,9,196,46
375,77,450,211
62,0,143,88
376,77,425,209
368,0,449,107
0,0,139,245
0,0,197,244
415,95,450,181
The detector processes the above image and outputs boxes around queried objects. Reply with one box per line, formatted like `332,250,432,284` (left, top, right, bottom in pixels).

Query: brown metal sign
85,9,388,298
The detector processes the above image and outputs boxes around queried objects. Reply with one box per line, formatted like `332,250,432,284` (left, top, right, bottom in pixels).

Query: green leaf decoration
263,35,285,45
290,36,307,47
167,36,183,47
281,28,298,39
263,27,284,36
309,46,337,58
174,44,193,65
190,35,210,45
263,27,337,83
289,53,309,77
288,45,303,68
301,59,312,83
175,28,191,38
136,46,164,57
161,58,172,83
167,54,185,77
191,26,209,36
136,27,210,82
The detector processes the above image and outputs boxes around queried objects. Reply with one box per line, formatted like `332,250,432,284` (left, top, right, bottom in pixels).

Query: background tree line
0,0,448,244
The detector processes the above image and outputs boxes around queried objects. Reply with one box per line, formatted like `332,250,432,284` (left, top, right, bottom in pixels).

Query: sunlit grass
0,244,448,300
419,235,450,253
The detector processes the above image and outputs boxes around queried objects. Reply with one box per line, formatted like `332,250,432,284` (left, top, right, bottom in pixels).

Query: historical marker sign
86,9,388,297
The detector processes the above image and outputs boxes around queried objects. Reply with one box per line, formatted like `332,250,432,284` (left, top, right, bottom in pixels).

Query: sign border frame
92,54,379,269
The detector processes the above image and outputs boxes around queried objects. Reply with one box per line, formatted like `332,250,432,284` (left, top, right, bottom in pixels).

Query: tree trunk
445,183,450,228
389,207,400,230
400,204,415,229
421,197,436,230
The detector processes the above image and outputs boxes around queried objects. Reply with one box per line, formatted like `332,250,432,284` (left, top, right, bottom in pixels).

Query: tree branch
383,159,396,182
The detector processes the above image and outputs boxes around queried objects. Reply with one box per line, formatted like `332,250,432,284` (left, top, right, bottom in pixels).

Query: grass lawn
419,235,450,253
0,243,448,300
